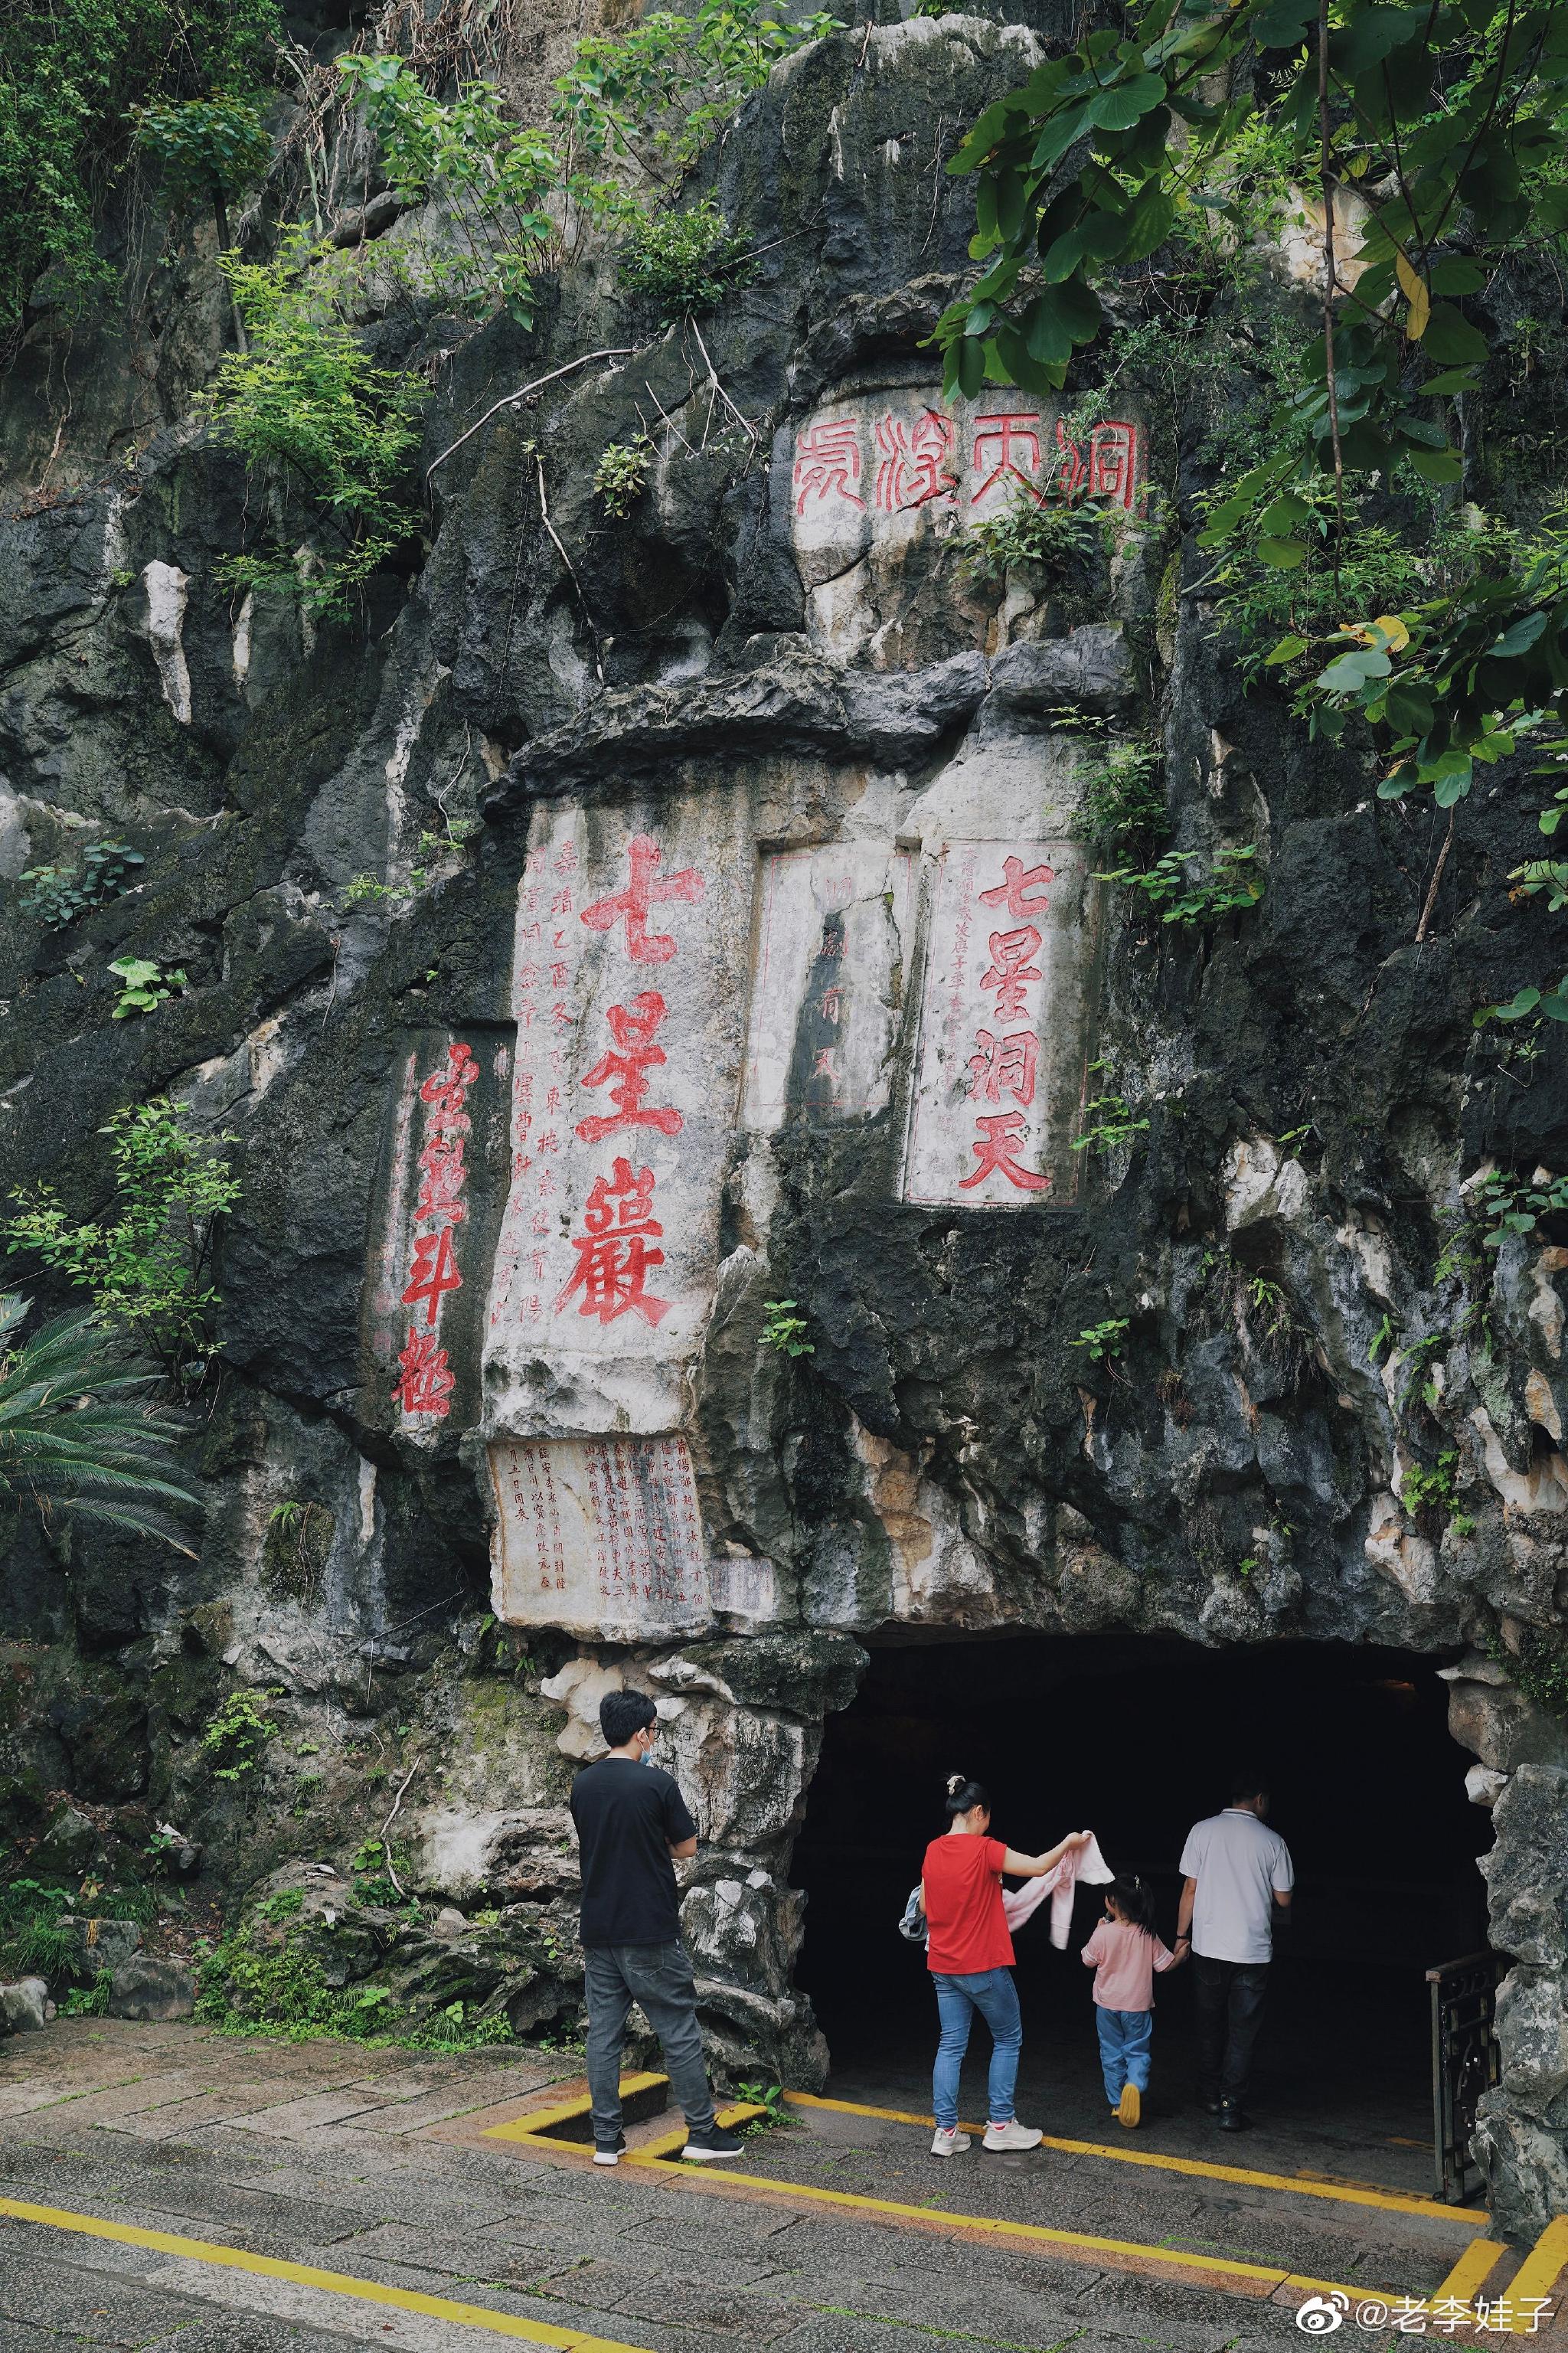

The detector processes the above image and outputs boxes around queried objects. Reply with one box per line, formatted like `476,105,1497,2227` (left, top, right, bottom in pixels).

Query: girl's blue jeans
932,1966,1022,2129
1096,2005,1154,2106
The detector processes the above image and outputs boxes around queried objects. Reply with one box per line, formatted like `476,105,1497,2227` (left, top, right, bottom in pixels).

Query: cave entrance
788,1632,1494,2198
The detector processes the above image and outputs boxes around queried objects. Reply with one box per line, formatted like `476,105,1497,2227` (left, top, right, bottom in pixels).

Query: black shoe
682,2125,744,2162
1217,2100,1245,2132
593,2132,626,2166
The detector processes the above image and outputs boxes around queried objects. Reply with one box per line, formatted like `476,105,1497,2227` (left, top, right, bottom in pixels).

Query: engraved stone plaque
488,1433,710,1640
742,843,918,1130
901,839,1096,1208
788,389,1142,583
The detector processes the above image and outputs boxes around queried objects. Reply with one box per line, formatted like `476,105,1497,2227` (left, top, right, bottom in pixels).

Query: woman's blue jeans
932,1966,1023,2129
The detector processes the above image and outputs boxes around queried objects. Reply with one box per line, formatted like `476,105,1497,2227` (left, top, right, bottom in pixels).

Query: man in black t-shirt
570,1688,743,2166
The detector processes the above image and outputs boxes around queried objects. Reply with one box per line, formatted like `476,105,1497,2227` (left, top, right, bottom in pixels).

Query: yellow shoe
1118,2083,1142,2129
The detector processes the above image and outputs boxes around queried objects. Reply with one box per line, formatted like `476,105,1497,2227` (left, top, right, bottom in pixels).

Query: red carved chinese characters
557,826,704,1328
580,834,704,965
978,855,1054,922
972,411,1046,504
576,991,683,1142
793,420,865,514
499,819,706,1345
792,405,1141,533
959,1111,1050,1193
557,1156,670,1327
873,410,959,513
967,1027,1038,1108
1051,419,1141,512
394,1040,479,1416
402,1224,462,1325
959,854,1050,1195
979,926,1043,1021
394,1326,456,1417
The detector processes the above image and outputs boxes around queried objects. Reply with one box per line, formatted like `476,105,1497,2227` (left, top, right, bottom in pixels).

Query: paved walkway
0,2021,1556,2353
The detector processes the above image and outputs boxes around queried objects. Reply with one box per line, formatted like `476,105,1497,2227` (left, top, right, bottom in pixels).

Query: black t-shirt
570,1757,697,1948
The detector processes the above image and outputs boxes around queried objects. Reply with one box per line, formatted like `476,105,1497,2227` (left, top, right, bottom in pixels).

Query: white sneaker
930,2126,971,2157
982,2119,1043,2152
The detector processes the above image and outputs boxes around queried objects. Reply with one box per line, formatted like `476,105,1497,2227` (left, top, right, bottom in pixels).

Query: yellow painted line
618,2149,1406,2306
0,2195,650,2351
1434,2237,1510,2306
785,2092,1480,2225
626,2100,766,2162
483,2073,666,2143
1502,2214,1568,2330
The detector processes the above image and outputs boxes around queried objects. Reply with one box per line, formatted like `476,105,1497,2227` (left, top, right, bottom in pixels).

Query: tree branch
426,348,633,481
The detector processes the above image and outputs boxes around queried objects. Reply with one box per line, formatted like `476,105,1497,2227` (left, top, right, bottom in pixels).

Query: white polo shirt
1179,1809,1294,1964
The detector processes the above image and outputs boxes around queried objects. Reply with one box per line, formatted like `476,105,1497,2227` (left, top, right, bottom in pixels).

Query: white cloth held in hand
1001,1833,1114,1949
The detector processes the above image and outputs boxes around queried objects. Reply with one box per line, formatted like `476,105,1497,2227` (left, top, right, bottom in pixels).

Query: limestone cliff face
2,10,1566,2238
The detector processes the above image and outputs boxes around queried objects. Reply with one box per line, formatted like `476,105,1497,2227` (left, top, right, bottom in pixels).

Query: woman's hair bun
946,1773,966,1796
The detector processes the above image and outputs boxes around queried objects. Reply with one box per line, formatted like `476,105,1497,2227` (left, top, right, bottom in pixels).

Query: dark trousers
1193,1955,1270,2106
583,1939,717,2142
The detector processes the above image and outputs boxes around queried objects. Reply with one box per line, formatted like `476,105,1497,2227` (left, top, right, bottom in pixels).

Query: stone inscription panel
743,844,918,1130
789,388,1142,586
482,796,752,1431
902,841,1095,1209
488,1434,709,1639
363,1028,507,1440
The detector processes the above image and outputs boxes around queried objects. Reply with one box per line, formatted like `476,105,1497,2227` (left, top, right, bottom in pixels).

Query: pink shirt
1080,1920,1178,2011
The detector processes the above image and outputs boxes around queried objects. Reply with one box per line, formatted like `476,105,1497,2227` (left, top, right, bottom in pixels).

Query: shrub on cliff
200,234,426,618
0,0,279,356
615,198,756,323
2,1098,239,1394
937,0,1568,845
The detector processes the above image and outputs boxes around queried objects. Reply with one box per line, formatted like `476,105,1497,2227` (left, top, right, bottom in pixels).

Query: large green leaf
1085,71,1166,129
1386,682,1434,733
1250,0,1316,46
1052,274,1104,341
1319,648,1392,690
1406,446,1465,482
1021,291,1073,364
992,322,1060,393
1421,302,1489,364
1428,257,1486,295
1330,4,1425,72
1490,611,1550,658
1122,185,1177,260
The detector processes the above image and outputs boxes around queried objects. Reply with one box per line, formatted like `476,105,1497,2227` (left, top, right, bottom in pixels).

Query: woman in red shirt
922,1776,1092,2158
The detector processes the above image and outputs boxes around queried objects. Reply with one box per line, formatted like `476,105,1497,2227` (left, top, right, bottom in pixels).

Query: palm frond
0,1295,201,1551
51,1496,198,1558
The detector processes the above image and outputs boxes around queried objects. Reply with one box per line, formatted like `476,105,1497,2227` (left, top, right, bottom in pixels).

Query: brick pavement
0,2020,1531,2353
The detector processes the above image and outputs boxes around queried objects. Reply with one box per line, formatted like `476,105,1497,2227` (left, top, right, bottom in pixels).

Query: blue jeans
932,1967,1022,2129
1096,2006,1153,2106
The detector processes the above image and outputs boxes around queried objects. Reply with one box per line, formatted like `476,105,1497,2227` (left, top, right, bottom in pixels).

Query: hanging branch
1416,809,1457,943
684,316,758,449
536,453,604,683
376,1760,420,1899
426,348,632,480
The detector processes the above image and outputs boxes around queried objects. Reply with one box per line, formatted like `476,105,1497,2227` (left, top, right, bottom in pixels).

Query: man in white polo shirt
1176,1770,1293,2132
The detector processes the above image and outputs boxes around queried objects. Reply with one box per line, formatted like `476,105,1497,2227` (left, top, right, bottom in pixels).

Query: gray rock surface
0,0,1564,2240
54,1917,142,1976
105,1957,195,2021
0,1979,54,2032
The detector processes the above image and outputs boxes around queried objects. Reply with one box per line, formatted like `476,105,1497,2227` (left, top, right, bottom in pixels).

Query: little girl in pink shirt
1080,1876,1187,2128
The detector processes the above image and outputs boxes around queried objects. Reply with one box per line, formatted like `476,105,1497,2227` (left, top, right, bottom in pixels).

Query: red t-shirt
922,1835,1014,1973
